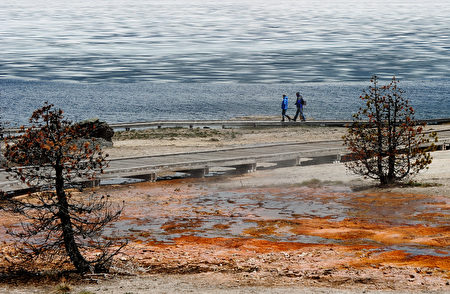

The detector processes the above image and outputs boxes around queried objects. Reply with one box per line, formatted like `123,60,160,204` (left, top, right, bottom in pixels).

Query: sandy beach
1,124,449,294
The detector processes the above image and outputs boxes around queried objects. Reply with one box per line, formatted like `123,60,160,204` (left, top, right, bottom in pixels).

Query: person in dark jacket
293,91,306,121
281,94,291,122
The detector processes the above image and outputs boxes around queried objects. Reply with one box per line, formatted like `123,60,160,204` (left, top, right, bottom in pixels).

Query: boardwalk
109,118,450,131
105,139,345,180
1,126,450,193
0,139,346,192
98,128,450,182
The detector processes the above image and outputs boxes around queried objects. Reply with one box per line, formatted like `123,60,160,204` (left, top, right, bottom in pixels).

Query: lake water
1,0,449,125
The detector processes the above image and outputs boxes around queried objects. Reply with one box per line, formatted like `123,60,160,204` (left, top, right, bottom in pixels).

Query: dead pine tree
0,110,4,163
1,102,125,273
343,75,437,185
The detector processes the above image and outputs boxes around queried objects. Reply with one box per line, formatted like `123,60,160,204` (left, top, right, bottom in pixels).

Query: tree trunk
55,164,92,273
387,156,396,184
380,174,395,186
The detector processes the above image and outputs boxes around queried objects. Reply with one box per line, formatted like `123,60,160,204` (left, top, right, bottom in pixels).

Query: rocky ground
0,124,449,294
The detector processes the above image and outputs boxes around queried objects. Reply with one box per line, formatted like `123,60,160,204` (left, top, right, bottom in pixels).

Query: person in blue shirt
281,94,291,122
293,91,306,121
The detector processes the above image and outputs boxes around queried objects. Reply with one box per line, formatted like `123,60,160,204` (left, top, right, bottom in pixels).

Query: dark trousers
281,109,290,121
293,106,305,121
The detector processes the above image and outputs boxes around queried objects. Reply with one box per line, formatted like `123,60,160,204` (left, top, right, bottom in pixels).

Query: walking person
281,94,291,122
293,91,306,121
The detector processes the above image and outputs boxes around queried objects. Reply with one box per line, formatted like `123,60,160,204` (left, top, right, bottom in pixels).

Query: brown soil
1,178,448,293
1,125,449,293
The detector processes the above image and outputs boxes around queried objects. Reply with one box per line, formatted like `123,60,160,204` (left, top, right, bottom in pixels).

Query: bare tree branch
1,103,126,273
343,76,436,185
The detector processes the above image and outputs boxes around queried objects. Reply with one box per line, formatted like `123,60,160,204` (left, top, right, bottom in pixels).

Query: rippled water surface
1,0,449,124
1,79,449,126
2,0,449,82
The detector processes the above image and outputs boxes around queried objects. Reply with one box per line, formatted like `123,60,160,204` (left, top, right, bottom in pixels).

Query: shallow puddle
102,179,450,256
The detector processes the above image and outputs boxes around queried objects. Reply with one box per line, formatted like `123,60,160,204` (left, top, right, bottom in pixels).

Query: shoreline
108,117,450,129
